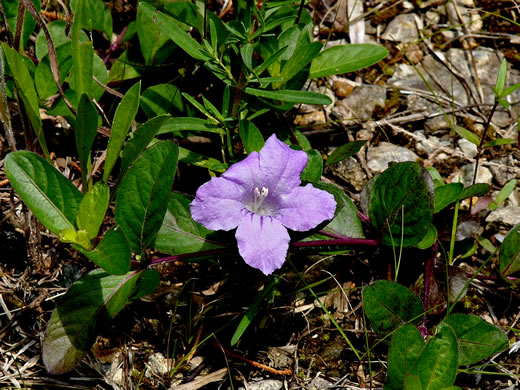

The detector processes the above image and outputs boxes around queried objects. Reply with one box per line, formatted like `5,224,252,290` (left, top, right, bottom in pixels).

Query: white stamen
252,186,269,213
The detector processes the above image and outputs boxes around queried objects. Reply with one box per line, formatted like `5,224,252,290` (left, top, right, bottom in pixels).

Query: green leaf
103,81,141,182
116,141,179,254
5,151,83,235
141,83,183,118
309,44,388,78
301,149,323,183
457,183,489,200
453,126,480,146
231,276,280,346
178,147,228,173
76,182,110,240
2,43,48,157
90,0,112,38
386,324,424,390
434,183,464,214
157,117,225,135
281,41,322,83
495,58,507,97
427,167,444,188
325,141,366,167
411,325,458,390
2,0,40,49
363,280,423,337
443,314,508,366
119,115,170,180
35,43,73,100
42,269,141,374
239,119,265,154
76,227,131,275
489,179,517,211
499,222,520,282
482,138,515,148
245,87,332,105
310,183,365,240
416,224,437,250
139,3,210,61
75,94,99,186
137,3,175,65
71,0,93,98
154,192,225,255
132,269,160,300
369,162,434,247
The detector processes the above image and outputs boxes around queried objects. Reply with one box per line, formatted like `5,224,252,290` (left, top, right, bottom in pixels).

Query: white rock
382,14,423,43
457,138,478,158
367,142,420,174
238,379,283,390
451,164,493,186
486,206,520,228
145,352,169,378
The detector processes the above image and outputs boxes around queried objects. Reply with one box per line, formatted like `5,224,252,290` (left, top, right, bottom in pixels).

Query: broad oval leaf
103,81,141,182
244,87,332,105
363,280,423,337
5,151,83,234
76,227,131,275
309,44,388,79
434,183,464,214
43,269,141,374
386,324,424,390
116,141,179,254
369,162,434,247
154,192,225,255
411,325,458,390
443,314,508,366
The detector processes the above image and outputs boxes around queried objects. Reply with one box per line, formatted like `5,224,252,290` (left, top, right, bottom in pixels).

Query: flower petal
190,176,246,231
259,135,307,195
275,184,337,231
236,212,290,275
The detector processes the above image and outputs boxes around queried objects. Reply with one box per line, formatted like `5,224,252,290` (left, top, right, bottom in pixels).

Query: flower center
251,186,269,214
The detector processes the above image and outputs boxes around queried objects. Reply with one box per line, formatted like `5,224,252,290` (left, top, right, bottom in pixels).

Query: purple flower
190,134,337,275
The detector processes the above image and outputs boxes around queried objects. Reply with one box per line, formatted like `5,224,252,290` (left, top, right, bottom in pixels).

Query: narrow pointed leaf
75,93,98,185
139,2,210,61
245,87,332,105
116,141,179,254
103,81,141,182
309,44,388,78
119,115,169,180
76,182,110,239
231,276,280,346
5,151,83,234
2,43,48,157
325,141,366,167
42,269,141,374
239,119,265,154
